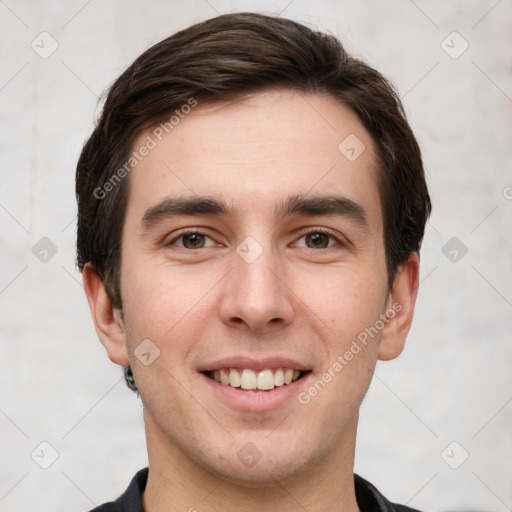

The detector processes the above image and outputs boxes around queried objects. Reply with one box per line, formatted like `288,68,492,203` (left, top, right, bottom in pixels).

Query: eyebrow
275,193,369,230
141,196,229,227
140,193,369,231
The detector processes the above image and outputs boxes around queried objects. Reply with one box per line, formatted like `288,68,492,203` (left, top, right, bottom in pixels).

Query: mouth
204,367,309,392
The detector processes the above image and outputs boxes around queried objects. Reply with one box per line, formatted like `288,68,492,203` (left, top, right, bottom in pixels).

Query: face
86,88,417,486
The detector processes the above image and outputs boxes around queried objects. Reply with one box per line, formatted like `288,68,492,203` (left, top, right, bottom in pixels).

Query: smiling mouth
205,368,308,391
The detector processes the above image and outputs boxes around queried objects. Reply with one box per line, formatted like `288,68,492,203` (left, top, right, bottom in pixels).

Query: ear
378,252,420,361
82,263,130,366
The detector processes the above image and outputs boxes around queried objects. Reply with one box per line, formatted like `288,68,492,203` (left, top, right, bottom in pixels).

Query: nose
218,243,295,333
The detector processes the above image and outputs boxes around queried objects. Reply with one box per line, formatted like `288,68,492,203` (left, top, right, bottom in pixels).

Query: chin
196,436,323,489
215,453,311,489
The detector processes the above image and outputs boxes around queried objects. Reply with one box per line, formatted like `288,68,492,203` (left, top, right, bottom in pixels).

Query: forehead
126,89,382,228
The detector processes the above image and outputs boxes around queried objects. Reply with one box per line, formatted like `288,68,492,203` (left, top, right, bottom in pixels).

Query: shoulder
87,468,148,512
354,474,423,512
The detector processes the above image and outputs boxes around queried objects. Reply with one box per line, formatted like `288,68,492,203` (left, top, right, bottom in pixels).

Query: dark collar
89,467,421,512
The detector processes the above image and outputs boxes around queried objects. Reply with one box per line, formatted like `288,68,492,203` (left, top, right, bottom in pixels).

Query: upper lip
198,356,310,373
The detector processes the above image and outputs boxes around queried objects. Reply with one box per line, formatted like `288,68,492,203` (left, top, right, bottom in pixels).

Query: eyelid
292,227,346,247
165,226,347,249
167,228,220,247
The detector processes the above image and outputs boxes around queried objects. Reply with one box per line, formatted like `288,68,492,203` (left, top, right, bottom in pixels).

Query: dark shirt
89,468,421,512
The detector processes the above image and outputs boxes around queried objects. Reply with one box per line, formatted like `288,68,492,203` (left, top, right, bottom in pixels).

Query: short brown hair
76,12,431,390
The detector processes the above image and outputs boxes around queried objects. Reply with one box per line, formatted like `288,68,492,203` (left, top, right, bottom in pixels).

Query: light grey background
1,1,511,511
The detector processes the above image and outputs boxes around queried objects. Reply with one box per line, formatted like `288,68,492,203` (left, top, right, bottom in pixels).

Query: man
76,11,431,512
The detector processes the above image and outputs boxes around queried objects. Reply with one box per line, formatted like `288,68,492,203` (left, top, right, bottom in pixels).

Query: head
77,12,430,486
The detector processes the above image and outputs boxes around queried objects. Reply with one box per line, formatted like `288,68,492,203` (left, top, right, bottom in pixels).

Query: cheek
120,262,217,354
295,270,385,419
299,264,385,322
121,273,205,401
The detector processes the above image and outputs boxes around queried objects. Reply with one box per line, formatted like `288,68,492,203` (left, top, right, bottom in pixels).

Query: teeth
229,368,241,388
240,369,257,390
211,368,303,391
274,368,284,387
220,368,230,385
257,369,274,390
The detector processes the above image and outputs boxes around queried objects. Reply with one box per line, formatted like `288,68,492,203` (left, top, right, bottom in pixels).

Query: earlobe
82,263,130,366
378,253,420,361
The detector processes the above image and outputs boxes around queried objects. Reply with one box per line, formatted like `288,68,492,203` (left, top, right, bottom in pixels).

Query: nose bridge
219,236,294,330
238,250,278,301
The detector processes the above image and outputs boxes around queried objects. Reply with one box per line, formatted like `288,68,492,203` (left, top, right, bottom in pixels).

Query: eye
295,229,341,249
169,231,218,249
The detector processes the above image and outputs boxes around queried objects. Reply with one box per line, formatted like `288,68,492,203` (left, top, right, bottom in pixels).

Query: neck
141,411,360,512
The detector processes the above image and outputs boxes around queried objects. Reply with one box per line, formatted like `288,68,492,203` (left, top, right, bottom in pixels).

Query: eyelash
295,227,344,248
168,228,344,249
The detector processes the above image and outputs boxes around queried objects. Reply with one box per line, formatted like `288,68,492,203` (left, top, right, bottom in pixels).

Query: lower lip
200,372,311,412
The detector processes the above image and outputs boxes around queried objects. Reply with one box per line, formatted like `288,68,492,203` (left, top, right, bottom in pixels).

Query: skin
83,88,419,512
